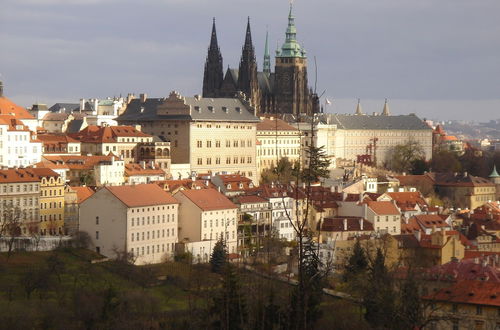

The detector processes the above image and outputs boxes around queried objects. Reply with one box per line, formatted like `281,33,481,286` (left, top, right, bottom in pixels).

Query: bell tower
274,4,310,115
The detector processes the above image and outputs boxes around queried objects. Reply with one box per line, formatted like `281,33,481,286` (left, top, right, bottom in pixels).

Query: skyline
1,0,499,121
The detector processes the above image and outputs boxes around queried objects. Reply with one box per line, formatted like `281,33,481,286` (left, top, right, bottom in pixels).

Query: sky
1,0,499,121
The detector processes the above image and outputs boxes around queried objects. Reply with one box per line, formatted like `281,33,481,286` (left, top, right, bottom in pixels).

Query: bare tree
0,206,23,260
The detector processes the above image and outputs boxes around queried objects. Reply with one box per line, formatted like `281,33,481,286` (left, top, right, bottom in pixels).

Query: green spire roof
276,4,306,58
490,165,500,178
263,30,271,76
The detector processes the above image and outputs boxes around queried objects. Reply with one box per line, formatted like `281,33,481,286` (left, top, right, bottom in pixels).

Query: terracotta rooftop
69,125,151,143
413,214,450,229
41,155,120,170
434,172,495,187
320,217,374,232
394,173,436,187
386,191,428,210
367,201,400,215
0,168,59,183
177,188,237,211
426,280,500,307
423,257,500,283
0,115,31,132
233,195,269,204
71,186,95,203
257,118,300,131
155,179,212,192
0,96,35,120
125,163,166,177
37,133,79,143
104,184,178,207
216,174,252,184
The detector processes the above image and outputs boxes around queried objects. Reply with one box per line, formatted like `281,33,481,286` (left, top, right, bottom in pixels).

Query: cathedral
202,5,319,116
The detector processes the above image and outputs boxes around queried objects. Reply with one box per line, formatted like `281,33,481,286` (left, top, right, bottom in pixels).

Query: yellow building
33,168,65,235
424,280,500,330
435,173,496,210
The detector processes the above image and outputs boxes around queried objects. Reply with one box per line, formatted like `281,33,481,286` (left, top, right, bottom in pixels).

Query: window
95,231,99,239
206,140,211,148
206,158,212,165
476,305,482,315
197,140,202,148
216,140,221,148
226,140,230,147
233,140,238,147
96,216,99,225
197,158,202,165
216,157,220,164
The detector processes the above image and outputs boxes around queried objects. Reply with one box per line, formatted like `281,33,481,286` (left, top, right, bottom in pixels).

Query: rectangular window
196,140,202,148
216,157,220,164
216,140,221,148
226,140,230,148
206,158,212,165
233,140,238,147
197,158,202,165
95,231,99,240
206,140,212,148
96,216,99,225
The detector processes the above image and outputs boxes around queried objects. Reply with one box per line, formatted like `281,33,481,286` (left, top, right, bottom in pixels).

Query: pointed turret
355,99,363,115
276,4,305,58
263,30,271,77
490,165,500,178
202,18,224,98
237,17,260,109
381,98,391,116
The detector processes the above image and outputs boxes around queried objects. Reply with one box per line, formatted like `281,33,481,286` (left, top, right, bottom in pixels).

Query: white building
80,184,179,265
0,116,42,167
174,188,238,262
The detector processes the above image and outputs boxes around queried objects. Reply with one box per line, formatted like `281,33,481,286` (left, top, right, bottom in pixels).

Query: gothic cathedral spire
263,30,271,77
238,17,260,111
202,18,224,98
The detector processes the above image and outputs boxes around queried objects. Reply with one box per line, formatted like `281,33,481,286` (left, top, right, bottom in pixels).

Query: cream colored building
256,117,301,172
291,104,432,166
0,168,40,236
174,188,238,262
79,184,179,265
117,91,260,184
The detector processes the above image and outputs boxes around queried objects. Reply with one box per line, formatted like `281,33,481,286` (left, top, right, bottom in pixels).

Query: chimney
343,218,348,231
126,93,135,104
0,81,3,97
359,218,364,231
140,161,146,169
140,93,147,103
464,171,468,177
80,98,86,111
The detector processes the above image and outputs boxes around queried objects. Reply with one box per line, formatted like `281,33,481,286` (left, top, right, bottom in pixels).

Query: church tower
202,18,224,98
237,18,260,111
274,4,310,115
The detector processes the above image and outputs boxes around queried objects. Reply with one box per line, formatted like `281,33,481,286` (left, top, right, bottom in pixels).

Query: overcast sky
1,0,499,121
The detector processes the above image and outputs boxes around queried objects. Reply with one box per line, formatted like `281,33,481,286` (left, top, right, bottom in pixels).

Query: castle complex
202,5,319,116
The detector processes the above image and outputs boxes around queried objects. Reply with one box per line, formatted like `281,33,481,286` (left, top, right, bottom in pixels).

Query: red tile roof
413,214,450,229
233,195,268,204
71,186,95,203
0,168,58,183
0,115,31,131
320,217,374,232
125,163,166,177
423,258,500,283
367,201,400,215
104,184,178,207
69,125,151,143
177,188,237,211
257,118,300,131
154,179,212,192
41,155,120,170
424,280,500,307
0,96,35,120
386,191,428,210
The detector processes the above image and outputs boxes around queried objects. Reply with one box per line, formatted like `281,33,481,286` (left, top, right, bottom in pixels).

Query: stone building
202,5,318,116
117,91,260,184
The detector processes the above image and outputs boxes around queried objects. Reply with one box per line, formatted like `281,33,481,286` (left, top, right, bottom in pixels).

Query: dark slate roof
257,72,274,94
117,93,260,123
323,114,431,130
49,103,80,113
66,119,85,133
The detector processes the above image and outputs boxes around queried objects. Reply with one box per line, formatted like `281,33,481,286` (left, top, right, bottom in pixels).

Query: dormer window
239,183,243,189
227,184,231,189
208,106,214,112
140,107,145,113
222,107,228,113
194,106,200,112
235,107,241,113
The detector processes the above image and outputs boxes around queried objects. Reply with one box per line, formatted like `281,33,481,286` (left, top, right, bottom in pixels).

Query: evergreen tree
302,146,330,183
343,239,368,282
288,234,324,329
398,272,424,329
211,264,247,330
363,248,396,329
210,238,227,274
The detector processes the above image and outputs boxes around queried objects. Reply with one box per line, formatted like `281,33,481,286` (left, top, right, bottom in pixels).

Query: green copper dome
276,4,306,58
490,165,500,178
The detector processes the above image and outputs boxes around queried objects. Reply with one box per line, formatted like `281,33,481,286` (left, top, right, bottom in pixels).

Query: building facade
80,184,179,265
117,91,260,183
